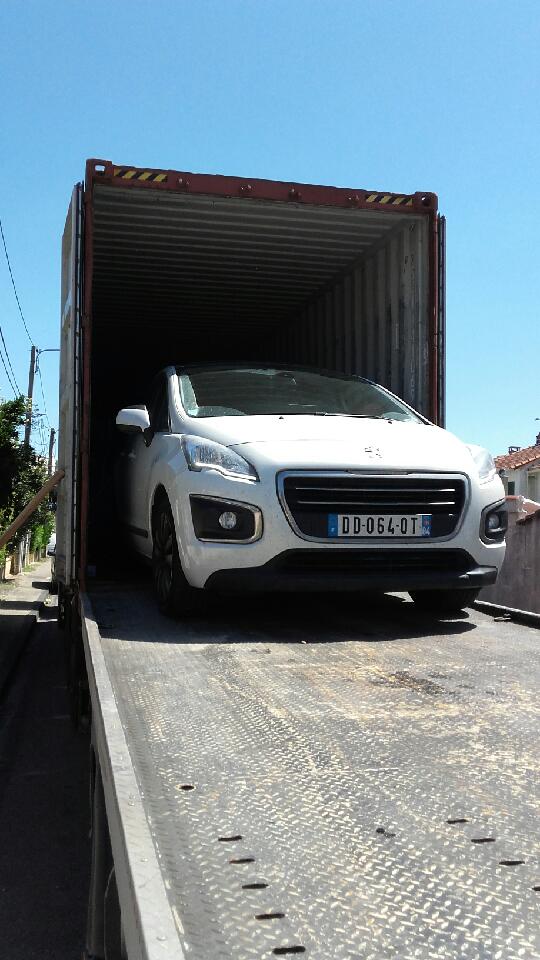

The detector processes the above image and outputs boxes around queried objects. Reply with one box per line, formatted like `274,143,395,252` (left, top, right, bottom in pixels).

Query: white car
115,364,507,617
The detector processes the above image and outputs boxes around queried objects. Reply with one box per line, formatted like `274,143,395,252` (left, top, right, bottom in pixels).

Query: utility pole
48,427,56,475
24,344,36,448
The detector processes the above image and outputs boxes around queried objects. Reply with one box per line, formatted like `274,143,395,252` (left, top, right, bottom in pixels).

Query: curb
473,599,540,630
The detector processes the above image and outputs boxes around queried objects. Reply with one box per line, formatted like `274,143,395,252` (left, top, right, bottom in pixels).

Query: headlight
182,435,259,481
466,444,497,483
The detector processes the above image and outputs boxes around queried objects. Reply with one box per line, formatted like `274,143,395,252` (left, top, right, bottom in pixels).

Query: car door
127,373,171,548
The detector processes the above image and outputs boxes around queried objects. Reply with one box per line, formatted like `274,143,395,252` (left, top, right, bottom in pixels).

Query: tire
152,497,203,618
409,587,480,614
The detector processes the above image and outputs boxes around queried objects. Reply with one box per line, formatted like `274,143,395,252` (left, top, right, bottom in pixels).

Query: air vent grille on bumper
205,549,497,593
281,474,467,539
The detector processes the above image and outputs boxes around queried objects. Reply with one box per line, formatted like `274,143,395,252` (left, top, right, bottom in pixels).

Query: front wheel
409,587,480,614
152,497,203,618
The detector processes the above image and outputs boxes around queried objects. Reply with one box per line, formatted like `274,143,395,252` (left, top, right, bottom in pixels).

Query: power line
0,344,18,397
36,348,59,431
36,360,50,427
30,405,48,458
37,411,47,458
0,217,34,346
0,218,57,424
0,321,21,393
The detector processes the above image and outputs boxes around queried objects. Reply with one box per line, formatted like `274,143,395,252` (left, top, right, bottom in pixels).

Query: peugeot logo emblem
364,446,383,459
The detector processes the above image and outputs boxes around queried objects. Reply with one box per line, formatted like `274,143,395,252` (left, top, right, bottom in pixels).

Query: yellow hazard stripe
112,168,168,182
366,192,414,206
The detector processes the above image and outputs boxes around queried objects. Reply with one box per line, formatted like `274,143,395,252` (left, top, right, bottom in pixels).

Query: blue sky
0,0,538,459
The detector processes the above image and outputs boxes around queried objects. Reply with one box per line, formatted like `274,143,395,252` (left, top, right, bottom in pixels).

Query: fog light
481,500,508,542
219,511,238,530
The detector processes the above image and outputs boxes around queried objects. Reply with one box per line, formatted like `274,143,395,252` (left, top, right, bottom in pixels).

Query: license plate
328,514,432,538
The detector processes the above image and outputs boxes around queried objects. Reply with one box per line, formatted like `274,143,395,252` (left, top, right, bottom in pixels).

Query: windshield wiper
276,411,402,420
311,412,387,419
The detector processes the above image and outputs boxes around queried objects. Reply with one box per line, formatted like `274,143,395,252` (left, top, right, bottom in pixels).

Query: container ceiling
91,185,422,340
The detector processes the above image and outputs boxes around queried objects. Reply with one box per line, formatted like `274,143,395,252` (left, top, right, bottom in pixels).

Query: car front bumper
171,466,506,593
204,548,498,594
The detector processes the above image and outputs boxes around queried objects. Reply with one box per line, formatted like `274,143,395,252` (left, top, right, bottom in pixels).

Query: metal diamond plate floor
89,584,540,960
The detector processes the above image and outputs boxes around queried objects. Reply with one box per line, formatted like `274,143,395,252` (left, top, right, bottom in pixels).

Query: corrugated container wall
56,185,82,588
269,218,428,412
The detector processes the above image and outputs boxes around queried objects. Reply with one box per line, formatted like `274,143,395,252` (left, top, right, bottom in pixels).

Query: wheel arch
150,484,170,538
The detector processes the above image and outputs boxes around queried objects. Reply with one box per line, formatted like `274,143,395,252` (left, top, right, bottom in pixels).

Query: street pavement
0,559,52,697
0,565,90,959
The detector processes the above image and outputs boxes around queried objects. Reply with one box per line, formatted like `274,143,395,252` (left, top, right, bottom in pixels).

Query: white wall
501,466,540,499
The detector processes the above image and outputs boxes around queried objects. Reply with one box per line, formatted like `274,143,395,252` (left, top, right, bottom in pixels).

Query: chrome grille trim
295,499,457,507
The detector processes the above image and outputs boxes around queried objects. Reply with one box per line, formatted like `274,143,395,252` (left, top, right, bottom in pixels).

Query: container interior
87,184,431,571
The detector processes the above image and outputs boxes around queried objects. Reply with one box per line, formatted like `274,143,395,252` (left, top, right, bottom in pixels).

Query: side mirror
116,406,151,433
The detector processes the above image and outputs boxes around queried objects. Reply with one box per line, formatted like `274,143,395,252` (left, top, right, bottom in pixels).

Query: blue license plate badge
421,514,432,536
328,514,339,537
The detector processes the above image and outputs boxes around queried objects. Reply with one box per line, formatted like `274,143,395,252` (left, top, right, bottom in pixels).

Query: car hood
190,415,476,474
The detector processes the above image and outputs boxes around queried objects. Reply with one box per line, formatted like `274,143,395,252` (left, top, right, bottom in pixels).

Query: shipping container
57,159,445,590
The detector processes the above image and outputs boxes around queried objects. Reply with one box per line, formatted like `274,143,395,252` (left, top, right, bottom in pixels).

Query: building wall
501,468,527,497
481,501,540,614
500,465,540,499
527,470,540,501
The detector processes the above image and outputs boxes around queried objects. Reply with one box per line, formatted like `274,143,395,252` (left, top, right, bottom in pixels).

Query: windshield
177,366,423,423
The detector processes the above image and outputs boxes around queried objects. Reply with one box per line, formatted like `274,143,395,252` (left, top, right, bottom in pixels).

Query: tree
0,396,54,564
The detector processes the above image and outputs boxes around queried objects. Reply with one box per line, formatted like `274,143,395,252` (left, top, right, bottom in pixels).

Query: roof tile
495,444,540,470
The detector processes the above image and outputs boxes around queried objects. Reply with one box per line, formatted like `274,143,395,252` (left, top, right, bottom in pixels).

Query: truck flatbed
83,584,540,960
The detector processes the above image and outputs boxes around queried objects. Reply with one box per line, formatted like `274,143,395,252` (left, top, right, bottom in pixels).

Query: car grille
280,474,467,540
